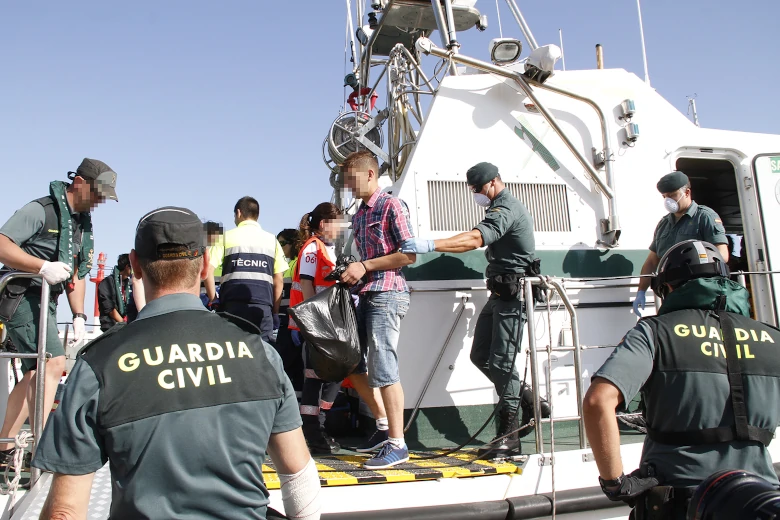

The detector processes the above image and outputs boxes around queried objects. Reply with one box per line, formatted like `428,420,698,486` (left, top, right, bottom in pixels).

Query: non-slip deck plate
263,451,520,489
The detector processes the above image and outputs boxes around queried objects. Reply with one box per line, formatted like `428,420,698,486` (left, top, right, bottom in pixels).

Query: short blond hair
341,151,378,173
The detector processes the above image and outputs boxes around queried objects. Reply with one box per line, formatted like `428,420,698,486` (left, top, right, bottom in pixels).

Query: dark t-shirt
32,293,302,519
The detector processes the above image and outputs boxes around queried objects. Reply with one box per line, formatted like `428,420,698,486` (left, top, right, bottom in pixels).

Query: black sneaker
355,429,389,453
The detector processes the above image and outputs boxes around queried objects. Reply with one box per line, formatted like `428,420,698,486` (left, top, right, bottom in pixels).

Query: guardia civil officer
583,240,780,520
402,162,550,458
33,206,320,520
0,158,118,463
206,196,288,342
632,171,729,317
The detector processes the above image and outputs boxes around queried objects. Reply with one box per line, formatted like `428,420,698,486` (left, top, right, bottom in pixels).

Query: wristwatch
599,474,625,493
73,313,88,321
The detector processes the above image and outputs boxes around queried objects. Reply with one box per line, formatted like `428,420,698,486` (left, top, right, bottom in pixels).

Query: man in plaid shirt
339,151,416,469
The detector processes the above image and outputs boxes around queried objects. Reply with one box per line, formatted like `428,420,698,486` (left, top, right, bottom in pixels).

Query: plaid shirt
353,189,415,293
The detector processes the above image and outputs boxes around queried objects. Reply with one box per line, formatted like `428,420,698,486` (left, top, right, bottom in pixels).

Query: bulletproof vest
79,310,282,429
643,308,780,447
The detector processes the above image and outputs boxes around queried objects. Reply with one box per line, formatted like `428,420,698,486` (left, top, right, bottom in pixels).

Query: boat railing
0,271,52,485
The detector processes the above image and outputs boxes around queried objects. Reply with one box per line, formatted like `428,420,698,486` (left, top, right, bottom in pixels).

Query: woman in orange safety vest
289,202,346,454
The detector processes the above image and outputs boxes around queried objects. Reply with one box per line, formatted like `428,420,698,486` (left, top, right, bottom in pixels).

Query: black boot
519,383,551,438
477,408,520,459
302,415,340,455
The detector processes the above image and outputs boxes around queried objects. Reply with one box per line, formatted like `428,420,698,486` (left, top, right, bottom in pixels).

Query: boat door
752,154,780,324
673,152,777,325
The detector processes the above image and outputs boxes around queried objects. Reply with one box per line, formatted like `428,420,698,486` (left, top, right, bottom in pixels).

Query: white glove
39,261,72,285
632,291,647,317
71,316,86,345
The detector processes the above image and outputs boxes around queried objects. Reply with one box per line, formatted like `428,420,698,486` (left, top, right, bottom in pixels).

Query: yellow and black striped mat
262,451,521,489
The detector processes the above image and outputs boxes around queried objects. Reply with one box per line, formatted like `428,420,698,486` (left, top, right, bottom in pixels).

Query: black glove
599,469,659,507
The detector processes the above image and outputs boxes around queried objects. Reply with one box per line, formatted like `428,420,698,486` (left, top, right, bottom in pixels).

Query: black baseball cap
70,158,119,202
134,207,206,261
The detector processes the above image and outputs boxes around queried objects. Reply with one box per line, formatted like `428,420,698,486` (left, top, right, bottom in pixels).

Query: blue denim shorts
352,291,410,388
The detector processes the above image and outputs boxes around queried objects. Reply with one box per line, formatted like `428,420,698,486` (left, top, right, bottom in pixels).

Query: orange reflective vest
288,236,336,331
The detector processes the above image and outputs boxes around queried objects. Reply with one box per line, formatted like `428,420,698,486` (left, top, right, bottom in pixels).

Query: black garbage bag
288,282,361,383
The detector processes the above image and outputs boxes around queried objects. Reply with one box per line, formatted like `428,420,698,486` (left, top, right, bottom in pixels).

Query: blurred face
207,232,221,247
71,176,105,212
343,167,372,198
319,216,348,242
277,238,293,259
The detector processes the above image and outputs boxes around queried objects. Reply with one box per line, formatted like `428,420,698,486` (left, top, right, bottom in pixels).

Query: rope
0,430,33,507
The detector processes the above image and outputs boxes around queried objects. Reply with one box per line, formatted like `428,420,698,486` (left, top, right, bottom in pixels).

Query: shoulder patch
489,208,502,213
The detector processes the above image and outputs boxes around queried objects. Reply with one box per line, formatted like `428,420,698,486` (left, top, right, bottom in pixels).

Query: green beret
656,171,689,193
466,162,499,187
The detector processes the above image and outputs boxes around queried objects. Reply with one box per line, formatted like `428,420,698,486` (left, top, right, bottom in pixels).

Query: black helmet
652,240,730,298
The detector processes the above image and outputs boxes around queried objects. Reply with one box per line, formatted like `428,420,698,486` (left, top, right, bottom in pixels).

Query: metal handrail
0,271,50,484
524,277,587,453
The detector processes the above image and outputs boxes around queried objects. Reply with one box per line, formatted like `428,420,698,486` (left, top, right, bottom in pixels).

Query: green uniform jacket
594,278,780,488
474,189,535,277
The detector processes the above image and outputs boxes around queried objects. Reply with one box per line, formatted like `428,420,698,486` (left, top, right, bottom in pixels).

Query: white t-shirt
299,239,337,293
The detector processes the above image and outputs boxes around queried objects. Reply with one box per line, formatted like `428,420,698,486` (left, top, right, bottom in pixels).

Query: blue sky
1,0,777,326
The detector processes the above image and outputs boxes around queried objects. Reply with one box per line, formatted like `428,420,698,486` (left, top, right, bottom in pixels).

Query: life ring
347,88,378,112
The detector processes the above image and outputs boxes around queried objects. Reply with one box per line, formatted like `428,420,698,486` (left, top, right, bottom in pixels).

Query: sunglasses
278,240,289,247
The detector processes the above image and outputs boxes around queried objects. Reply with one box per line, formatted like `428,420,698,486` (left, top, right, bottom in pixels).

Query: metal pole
404,297,468,432
596,44,604,69
31,279,50,484
441,0,460,51
548,279,586,449
355,0,363,62
503,0,538,50
430,0,458,76
636,0,650,86
524,279,543,453
559,29,565,71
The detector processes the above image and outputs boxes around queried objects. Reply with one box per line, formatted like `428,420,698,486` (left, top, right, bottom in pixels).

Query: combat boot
519,383,551,438
477,408,520,460
302,415,340,455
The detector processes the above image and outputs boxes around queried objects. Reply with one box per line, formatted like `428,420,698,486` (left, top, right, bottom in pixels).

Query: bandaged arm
268,428,321,520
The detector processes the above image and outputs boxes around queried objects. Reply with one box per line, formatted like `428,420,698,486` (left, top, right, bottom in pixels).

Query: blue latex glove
632,291,646,317
291,329,303,347
400,238,436,254
272,314,281,330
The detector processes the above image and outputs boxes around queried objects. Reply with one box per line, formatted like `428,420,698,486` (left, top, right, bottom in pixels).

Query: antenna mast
636,0,650,86
687,95,700,127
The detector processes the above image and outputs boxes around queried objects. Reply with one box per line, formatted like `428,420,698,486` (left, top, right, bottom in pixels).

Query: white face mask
664,192,684,213
473,193,491,207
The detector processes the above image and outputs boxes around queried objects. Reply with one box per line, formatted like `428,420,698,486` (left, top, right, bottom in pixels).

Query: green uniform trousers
470,295,525,414
5,292,64,374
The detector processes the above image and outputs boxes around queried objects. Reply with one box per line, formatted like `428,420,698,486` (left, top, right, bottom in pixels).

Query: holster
0,270,30,323
632,486,692,520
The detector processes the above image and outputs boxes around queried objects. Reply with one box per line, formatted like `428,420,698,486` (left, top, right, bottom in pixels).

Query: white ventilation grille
427,181,571,232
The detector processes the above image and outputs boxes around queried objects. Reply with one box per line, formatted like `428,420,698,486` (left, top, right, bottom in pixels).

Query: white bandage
279,457,321,520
